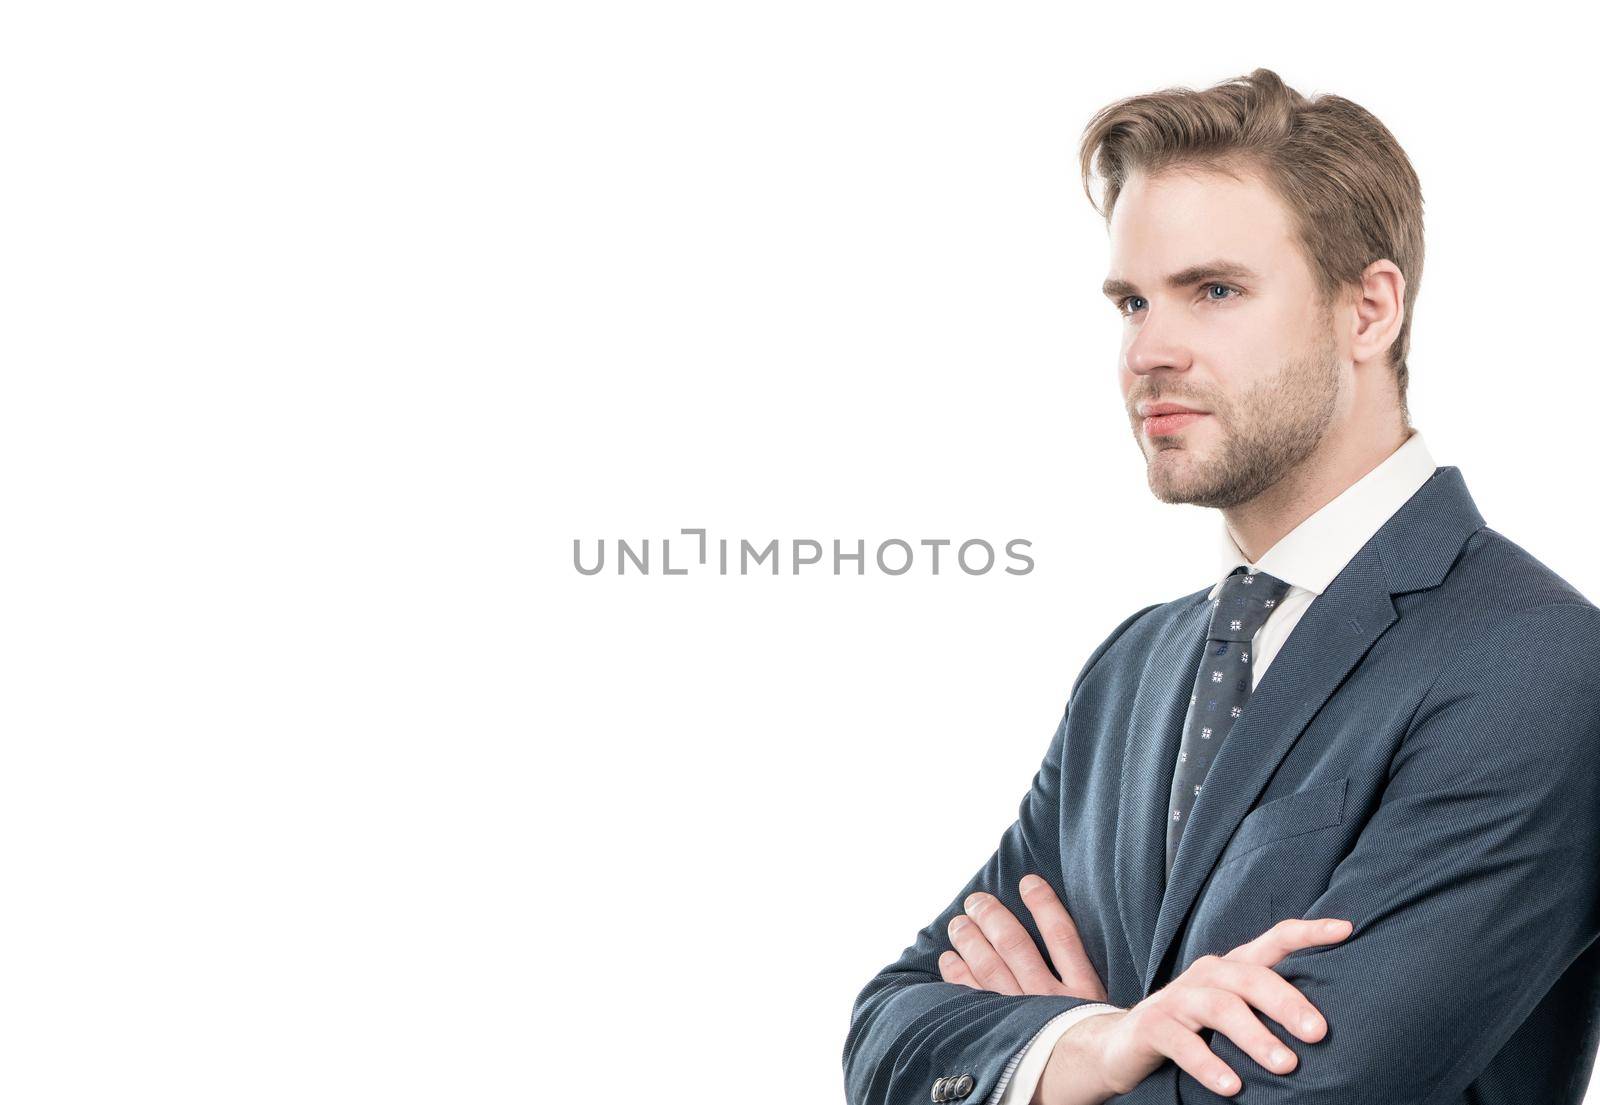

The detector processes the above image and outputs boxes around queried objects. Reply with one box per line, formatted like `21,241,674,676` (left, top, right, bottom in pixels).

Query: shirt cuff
988,1003,1124,1105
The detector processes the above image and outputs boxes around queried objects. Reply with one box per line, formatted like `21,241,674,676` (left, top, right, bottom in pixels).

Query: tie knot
1207,566,1292,641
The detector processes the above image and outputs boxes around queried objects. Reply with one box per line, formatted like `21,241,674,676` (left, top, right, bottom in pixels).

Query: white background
4,3,1597,1102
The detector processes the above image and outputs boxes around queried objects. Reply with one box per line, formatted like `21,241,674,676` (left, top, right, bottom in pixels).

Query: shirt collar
1207,428,1438,601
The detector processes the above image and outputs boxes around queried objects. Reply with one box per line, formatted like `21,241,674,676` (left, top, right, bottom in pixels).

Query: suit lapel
1123,466,1486,996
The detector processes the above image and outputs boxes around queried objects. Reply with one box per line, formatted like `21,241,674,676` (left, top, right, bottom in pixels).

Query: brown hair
1079,67,1423,418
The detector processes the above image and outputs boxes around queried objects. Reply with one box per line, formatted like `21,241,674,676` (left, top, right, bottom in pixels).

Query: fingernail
1021,875,1042,893
1271,1047,1291,1068
1215,1073,1236,1092
964,894,982,914
1324,918,1350,933
950,916,968,932
1302,1013,1320,1035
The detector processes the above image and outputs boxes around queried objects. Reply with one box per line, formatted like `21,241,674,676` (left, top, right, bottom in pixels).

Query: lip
1141,410,1208,436
1137,402,1208,417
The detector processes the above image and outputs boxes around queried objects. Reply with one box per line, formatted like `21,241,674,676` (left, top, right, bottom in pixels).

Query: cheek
1203,297,1278,348
1228,304,1308,364
1196,329,1258,372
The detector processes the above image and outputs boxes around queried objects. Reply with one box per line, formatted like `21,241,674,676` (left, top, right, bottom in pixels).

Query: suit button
931,1075,948,1102
953,1073,974,1097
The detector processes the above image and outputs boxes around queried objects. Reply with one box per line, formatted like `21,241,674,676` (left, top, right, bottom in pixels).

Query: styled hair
1079,68,1423,417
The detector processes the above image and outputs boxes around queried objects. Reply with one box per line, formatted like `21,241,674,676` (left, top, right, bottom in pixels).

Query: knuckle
1150,984,1185,1015
1046,922,1078,945
1148,1008,1183,1045
1217,958,1248,987
1199,987,1235,1020
1297,917,1329,940
1130,1007,1167,1049
996,930,1031,955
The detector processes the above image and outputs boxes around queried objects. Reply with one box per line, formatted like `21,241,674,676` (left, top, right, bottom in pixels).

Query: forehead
1106,166,1302,281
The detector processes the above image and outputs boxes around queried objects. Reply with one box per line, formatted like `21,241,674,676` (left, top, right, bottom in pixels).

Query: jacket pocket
1217,777,1347,869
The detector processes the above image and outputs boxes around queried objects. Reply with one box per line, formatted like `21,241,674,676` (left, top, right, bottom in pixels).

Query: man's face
1105,165,1346,509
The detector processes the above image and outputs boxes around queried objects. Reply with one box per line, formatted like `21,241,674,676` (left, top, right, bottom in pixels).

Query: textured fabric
1166,567,1293,878
842,462,1600,1105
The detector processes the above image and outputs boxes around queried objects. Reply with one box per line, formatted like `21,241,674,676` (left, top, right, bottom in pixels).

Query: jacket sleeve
843,604,1158,1105
1113,601,1600,1105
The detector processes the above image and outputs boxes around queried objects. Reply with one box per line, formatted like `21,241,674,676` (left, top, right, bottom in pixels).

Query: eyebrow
1102,259,1261,301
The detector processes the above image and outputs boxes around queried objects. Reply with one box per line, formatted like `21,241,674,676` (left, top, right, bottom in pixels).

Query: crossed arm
846,603,1600,1105
941,879,1348,1103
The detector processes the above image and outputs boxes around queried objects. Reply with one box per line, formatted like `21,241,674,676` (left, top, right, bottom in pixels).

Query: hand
1043,917,1355,1101
937,874,1108,1002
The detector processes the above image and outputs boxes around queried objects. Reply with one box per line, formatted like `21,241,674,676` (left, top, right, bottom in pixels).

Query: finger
1019,875,1108,1001
938,950,980,989
1145,1008,1243,1096
963,891,1063,995
947,913,1022,995
1172,983,1298,1081
1185,954,1326,1046
1229,917,1353,973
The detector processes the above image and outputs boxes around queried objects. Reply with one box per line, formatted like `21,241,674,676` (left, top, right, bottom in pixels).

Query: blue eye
1117,295,1147,316
1205,284,1238,301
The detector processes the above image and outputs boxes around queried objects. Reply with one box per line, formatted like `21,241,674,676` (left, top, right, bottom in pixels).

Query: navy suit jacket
843,466,1600,1104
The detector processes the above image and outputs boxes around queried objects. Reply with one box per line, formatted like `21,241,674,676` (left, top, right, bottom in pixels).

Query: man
842,68,1600,1105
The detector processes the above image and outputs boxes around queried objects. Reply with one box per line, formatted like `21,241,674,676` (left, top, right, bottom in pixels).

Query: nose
1124,313,1194,377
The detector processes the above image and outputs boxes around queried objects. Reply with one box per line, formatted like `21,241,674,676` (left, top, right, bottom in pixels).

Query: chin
1148,478,1200,506
1145,450,1211,503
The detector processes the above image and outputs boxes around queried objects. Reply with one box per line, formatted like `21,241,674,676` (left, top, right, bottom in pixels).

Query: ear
1350,259,1405,366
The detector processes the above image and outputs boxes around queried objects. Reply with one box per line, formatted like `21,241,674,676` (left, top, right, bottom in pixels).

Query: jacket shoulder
1446,524,1598,613
1068,590,1206,701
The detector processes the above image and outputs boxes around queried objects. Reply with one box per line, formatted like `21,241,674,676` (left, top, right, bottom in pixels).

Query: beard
1135,324,1341,509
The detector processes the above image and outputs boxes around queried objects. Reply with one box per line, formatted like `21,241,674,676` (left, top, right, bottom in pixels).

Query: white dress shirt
990,428,1438,1105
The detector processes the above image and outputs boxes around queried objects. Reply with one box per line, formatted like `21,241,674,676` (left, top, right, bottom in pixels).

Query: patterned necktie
1165,565,1293,878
